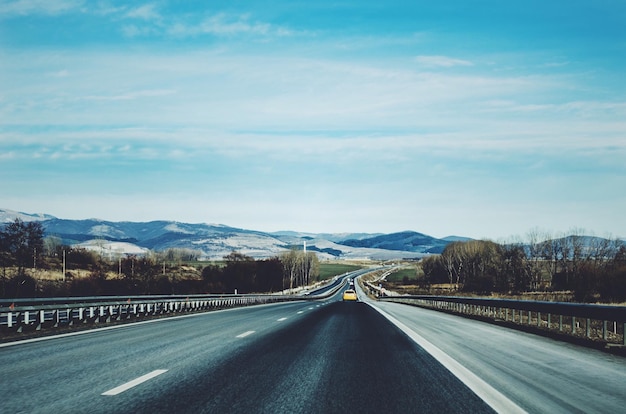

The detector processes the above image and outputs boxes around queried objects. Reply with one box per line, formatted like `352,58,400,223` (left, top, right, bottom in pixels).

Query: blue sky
1,0,625,240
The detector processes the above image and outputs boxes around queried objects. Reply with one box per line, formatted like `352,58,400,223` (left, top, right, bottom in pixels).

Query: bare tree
526,228,552,290
279,249,319,291
280,249,299,291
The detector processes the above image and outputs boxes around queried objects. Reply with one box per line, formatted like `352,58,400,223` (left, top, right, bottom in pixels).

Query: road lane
0,301,320,413
366,298,626,413
115,301,494,414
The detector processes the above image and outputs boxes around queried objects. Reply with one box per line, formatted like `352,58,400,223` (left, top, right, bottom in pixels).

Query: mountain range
0,208,467,260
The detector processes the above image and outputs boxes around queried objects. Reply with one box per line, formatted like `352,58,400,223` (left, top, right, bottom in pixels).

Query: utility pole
62,249,66,282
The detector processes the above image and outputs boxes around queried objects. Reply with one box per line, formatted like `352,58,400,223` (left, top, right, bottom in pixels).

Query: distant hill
0,208,461,260
337,231,452,254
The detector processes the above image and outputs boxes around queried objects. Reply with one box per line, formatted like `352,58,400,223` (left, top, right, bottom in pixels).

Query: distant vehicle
342,289,357,301
349,278,354,287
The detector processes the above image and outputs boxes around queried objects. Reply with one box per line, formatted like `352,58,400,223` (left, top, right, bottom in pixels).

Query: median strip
102,369,168,396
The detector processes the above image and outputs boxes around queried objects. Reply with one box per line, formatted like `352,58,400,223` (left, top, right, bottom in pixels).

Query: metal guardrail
0,271,357,335
0,294,302,333
378,295,626,347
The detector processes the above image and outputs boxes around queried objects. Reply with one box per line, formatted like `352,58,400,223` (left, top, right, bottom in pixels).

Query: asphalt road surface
2,276,625,413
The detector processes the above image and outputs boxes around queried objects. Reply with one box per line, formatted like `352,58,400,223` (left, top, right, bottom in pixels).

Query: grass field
318,263,364,280
385,267,418,283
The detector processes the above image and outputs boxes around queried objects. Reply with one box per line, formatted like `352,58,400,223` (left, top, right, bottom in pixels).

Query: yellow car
342,289,358,301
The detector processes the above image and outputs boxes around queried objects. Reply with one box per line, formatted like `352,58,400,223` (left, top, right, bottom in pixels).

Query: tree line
1,219,319,298
420,230,626,302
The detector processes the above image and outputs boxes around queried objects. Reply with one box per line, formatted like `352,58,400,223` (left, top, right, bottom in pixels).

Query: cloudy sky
1,1,625,240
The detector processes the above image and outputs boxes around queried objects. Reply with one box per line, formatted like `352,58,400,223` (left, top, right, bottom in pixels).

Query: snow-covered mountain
0,208,455,260
0,208,56,223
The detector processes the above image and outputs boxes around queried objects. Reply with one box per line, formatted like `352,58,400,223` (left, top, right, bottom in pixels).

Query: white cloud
83,89,177,101
124,3,160,21
0,0,84,16
414,55,474,67
167,13,290,37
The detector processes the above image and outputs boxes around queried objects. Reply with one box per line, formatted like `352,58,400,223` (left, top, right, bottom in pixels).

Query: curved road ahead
1,272,625,413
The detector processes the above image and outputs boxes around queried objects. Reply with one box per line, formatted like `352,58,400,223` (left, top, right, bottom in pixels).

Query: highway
1,272,625,413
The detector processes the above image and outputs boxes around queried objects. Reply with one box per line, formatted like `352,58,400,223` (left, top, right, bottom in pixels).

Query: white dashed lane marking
236,331,256,338
102,369,168,396
277,317,288,321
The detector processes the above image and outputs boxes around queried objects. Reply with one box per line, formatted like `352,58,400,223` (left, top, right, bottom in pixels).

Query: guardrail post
572,317,576,334
37,310,44,330
15,312,22,332
623,323,626,346
586,318,591,338
603,320,608,341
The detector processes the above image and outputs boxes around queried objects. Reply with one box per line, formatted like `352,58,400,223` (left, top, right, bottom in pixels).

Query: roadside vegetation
383,233,626,304
1,219,350,298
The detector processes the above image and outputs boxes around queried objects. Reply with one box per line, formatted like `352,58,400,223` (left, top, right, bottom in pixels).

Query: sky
1,0,625,240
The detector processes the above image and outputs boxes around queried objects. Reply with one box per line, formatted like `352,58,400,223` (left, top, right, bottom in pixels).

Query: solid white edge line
236,330,255,338
102,369,168,396
367,303,527,414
